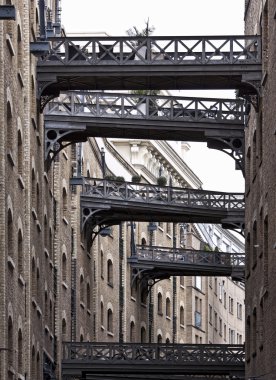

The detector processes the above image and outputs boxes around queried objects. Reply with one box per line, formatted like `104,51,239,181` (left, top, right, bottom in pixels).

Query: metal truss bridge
62,342,245,379
44,91,245,171
76,178,245,246
37,35,261,106
128,245,245,282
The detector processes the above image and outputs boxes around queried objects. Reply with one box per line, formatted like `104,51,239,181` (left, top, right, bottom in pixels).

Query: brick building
0,1,246,379
244,0,276,379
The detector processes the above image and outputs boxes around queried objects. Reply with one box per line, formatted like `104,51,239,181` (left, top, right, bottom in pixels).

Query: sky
61,0,245,192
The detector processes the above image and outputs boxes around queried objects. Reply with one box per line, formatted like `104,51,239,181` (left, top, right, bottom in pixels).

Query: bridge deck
38,35,261,97
79,178,245,230
44,92,244,157
62,342,245,378
128,245,245,280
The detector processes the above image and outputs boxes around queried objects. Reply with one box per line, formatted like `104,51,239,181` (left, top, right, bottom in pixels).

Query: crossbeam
79,178,244,239
44,91,244,149
62,342,245,378
37,35,262,102
128,245,245,280
44,92,245,172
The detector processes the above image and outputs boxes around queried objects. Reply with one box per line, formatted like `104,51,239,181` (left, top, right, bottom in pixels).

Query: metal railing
82,178,245,211
63,341,245,365
134,245,245,267
45,91,245,124
40,35,261,65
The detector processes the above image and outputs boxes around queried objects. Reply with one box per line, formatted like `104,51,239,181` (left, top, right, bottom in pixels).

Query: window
165,298,171,318
180,306,184,326
157,293,163,315
8,317,13,367
87,283,91,310
18,329,23,374
107,309,113,333
62,319,67,341
219,318,222,336
130,321,135,342
141,326,146,343
17,129,23,175
229,329,235,344
107,259,113,286
237,302,242,320
180,276,184,287
209,305,212,325
100,250,104,278
100,302,104,326
214,278,217,295
80,275,84,304
7,208,14,259
229,297,234,314
62,253,67,283
195,276,202,290
18,229,23,276
214,311,217,331
195,297,202,328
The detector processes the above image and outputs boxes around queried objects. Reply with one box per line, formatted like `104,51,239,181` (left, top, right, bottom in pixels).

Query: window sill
62,281,68,289
80,301,85,309
7,149,15,167
6,33,15,56
18,275,25,286
107,331,114,337
18,70,24,87
62,216,69,225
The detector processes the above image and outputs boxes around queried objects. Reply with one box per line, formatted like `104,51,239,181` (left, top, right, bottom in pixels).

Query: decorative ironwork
62,342,245,377
81,178,244,216
45,91,245,124
128,245,245,281
40,35,261,66
37,36,262,98
80,178,244,249
44,92,245,168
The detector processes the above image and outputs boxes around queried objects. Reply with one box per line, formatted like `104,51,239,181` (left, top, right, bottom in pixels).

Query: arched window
157,293,163,315
130,321,135,342
44,291,48,319
80,275,84,303
166,298,171,318
7,208,13,259
86,283,91,310
157,334,162,343
62,253,67,283
44,215,48,251
8,316,13,367
31,169,36,208
141,238,146,246
36,182,40,218
180,306,185,326
166,337,170,344
31,346,36,379
141,326,146,343
18,229,23,276
107,309,113,333
17,129,23,175
62,319,67,341
100,250,104,278
7,101,13,151
36,352,40,380
62,186,67,216
80,334,84,342
100,302,104,326
18,329,23,374
107,259,113,286
31,257,36,298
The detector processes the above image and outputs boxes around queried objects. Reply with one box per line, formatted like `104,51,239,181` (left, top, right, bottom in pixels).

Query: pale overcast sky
61,0,245,192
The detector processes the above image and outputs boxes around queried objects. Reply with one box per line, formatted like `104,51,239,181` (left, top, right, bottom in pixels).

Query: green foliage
104,175,116,181
157,176,167,186
131,175,142,183
115,176,125,184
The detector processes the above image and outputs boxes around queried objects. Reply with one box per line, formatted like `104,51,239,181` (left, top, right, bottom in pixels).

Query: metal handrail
81,178,245,210
39,35,261,65
45,91,245,124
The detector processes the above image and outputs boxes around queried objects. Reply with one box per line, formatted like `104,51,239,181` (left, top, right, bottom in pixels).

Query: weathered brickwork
245,0,276,378
0,2,245,379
